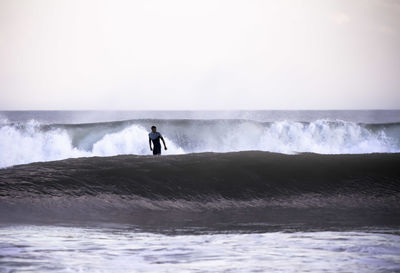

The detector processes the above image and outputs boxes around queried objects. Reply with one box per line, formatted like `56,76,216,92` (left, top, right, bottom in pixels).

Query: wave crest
0,119,399,168
1,152,399,227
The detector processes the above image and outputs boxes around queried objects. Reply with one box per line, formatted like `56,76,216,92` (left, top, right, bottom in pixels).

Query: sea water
0,110,399,272
1,225,400,273
0,110,399,168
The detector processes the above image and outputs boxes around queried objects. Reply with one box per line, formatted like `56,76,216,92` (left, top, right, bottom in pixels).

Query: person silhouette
148,126,167,155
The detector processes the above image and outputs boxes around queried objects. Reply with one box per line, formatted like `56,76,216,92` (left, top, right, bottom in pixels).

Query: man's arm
149,138,153,151
160,137,167,150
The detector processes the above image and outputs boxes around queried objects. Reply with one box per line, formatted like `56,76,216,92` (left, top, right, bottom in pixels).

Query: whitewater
1,117,399,168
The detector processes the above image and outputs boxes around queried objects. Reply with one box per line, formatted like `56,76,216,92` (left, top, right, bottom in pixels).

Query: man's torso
149,132,162,145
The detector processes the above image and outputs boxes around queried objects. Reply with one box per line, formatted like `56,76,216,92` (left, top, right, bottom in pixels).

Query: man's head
151,126,157,133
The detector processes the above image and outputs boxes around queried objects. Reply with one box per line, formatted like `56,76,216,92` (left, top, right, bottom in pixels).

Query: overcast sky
0,0,399,110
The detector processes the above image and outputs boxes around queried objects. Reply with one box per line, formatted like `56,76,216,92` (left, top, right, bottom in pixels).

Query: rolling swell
1,151,399,230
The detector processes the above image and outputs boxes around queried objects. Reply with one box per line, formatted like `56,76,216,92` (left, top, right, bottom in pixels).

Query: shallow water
1,225,400,273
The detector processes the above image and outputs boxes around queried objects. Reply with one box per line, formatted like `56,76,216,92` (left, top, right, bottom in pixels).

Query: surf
1,118,399,168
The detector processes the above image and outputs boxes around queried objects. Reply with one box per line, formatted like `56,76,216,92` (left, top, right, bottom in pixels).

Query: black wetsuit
149,132,162,155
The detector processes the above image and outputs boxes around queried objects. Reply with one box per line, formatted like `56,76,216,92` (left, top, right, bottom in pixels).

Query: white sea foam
0,121,89,168
0,123,184,168
259,120,396,154
0,119,398,168
1,226,399,273
91,125,185,156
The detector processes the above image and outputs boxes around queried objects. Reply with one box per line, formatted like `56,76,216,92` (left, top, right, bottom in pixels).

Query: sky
0,0,399,110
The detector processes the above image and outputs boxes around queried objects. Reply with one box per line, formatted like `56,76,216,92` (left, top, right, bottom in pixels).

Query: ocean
0,110,399,272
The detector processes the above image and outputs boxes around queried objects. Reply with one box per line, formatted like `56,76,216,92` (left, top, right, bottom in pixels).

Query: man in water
148,125,167,155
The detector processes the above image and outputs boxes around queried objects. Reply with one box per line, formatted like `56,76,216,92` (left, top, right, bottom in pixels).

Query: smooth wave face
1,152,399,230
1,119,400,168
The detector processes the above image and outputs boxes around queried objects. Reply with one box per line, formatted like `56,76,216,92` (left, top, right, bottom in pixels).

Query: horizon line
1,109,400,111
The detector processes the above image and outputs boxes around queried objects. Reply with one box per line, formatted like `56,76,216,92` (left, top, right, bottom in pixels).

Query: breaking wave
0,118,399,168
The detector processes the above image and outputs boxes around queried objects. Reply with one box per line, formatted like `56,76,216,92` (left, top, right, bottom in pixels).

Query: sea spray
0,119,399,168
